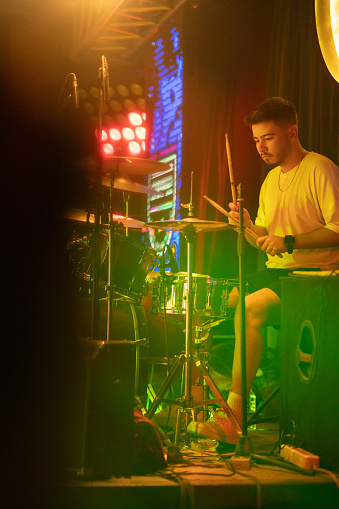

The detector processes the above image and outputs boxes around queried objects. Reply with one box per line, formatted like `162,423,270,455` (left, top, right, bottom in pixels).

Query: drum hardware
193,318,228,347
87,61,169,340
145,177,241,449
204,184,254,455
104,160,166,340
233,183,253,454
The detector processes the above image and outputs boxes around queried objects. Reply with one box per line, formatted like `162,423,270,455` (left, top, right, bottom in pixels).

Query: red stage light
135,126,146,140
109,128,122,140
129,112,143,126
103,143,114,155
122,127,135,140
129,141,141,154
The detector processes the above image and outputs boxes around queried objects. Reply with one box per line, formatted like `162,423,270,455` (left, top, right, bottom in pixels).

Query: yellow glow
316,0,339,83
330,0,339,58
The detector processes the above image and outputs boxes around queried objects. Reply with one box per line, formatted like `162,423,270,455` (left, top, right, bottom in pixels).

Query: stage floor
59,423,339,509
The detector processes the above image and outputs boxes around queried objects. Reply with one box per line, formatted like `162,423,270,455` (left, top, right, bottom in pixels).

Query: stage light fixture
109,128,122,141
80,81,147,157
116,84,129,97
129,112,143,126
135,126,146,140
122,127,135,140
103,143,114,155
123,99,136,111
110,100,123,112
128,141,141,154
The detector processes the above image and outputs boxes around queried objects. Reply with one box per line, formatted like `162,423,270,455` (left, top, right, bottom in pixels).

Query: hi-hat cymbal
102,176,164,196
82,156,171,176
146,217,235,233
63,209,146,229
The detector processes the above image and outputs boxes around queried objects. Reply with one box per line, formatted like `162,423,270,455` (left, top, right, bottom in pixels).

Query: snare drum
204,278,239,318
150,272,211,315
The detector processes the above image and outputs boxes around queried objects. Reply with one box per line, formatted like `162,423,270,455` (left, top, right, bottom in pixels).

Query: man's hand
257,235,287,256
228,202,252,228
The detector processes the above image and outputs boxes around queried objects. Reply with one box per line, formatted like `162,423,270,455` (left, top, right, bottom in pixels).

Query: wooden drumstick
203,194,259,241
225,133,237,204
203,194,284,258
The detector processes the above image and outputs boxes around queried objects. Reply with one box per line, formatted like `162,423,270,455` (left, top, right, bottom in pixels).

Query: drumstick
203,194,284,258
203,194,259,241
225,133,237,204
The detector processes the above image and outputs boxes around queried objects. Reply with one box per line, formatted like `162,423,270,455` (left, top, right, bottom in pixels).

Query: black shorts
245,268,321,298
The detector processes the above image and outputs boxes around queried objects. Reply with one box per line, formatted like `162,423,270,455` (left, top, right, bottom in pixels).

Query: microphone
166,244,179,274
72,74,79,108
101,55,110,102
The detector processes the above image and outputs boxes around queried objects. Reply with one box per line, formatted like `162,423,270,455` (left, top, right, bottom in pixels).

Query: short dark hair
244,97,298,127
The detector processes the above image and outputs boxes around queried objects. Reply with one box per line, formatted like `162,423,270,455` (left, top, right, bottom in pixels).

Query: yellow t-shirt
255,152,339,270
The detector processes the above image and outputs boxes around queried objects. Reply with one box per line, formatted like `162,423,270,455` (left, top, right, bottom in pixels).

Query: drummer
187,97,339,443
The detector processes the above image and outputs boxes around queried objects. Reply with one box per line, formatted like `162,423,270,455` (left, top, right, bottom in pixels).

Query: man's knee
228,287,239,309
242,288,281,327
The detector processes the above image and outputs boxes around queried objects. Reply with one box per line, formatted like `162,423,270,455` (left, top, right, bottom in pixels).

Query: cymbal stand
106,165,119,342
234,183,253,456
123,192,131,237
146,210,242,449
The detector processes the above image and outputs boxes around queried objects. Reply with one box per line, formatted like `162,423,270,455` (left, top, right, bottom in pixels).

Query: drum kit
66,156,237,331
65,55,247,444
65,152,242,439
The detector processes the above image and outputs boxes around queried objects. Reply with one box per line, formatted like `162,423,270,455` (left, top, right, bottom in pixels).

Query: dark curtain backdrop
182,0,276,277
268,1,339,165
181,0,339,278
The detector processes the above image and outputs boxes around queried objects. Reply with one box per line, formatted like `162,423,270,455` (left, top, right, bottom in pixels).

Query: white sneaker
187,409,240,444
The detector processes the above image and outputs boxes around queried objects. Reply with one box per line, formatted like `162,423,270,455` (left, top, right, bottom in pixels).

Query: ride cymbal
146,217,235,233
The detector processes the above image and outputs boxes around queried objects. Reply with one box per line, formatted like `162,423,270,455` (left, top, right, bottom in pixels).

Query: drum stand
146,209,242,448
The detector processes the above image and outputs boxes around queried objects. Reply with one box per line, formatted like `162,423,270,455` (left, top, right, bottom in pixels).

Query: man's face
252,120,293,169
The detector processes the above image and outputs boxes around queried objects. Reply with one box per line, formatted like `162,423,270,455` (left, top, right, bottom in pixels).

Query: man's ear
289,124,298,142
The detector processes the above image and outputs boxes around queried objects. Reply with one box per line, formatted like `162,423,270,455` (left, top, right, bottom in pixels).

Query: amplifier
280,274,339,470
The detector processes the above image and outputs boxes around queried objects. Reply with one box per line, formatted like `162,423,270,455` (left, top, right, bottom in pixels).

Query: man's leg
186,287,281,443
227,287,281,421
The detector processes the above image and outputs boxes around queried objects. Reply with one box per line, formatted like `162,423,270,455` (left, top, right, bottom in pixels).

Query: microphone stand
77,57,110,478
91,56,110,340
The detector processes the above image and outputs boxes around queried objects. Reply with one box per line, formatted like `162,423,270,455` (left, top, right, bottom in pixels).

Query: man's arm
245,224,268,249
257,227,339,256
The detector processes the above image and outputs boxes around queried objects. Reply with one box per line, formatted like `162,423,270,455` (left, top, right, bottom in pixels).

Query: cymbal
109,214,146,229
102,176,164,196
146,217,235,233
82,156,171,176
62,209,146,229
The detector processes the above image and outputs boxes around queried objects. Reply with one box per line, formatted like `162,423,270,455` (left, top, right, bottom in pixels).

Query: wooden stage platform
59,423,339,509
